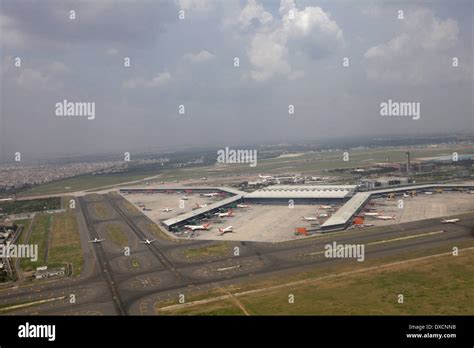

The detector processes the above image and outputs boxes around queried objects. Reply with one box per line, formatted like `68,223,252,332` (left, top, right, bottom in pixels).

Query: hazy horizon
1,0,473,162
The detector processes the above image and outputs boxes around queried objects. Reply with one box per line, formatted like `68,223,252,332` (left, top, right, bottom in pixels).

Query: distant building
34,266,66,280
358,177,413,190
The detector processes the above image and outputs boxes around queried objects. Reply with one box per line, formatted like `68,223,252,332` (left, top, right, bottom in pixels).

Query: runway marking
158,247,474,312
306,230,444,256
0,296,66,313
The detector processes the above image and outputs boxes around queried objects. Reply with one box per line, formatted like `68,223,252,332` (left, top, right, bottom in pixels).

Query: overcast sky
0,0,472,162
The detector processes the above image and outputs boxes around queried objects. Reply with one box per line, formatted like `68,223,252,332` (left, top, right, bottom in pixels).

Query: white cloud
364,8,461,84
184,50,215,64
177,0,213,13
238,0,273,28
243,0,343,82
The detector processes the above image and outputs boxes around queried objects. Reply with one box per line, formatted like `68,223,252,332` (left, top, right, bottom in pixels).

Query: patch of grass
48,211,84,277
20,214,51,271
183,242,231,259
15,219,32,244
164,242,474,315
17,172,155,197
0,198,61,215
105,223,129,248
91,202,110,219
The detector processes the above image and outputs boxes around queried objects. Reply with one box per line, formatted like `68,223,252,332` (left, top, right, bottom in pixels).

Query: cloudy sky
0,0,472,162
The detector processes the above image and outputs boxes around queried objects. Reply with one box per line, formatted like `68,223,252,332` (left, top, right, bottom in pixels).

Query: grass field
91,202,110,219
161,242,474,315
17,172,156,197
47,211,84,277
15,219,32,245
20,214,51,271
105,223,129,248
183,242,231,259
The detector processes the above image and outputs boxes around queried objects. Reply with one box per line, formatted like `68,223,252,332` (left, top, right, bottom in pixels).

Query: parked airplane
215,209,233,218
302,216,318,221
181,196,189,200
403,193,410,198
424,192,433,195
375,215,396,220
202,192,220,198
184,223,211,231
318,213,329,218
161,208,173,212
441,218,460,224
236,203,251,208
218,226,234,235
364,212,382,217
195,203,208,209
320,205,332,209
89,238,105,243
139,239,156,245
258,174,274,180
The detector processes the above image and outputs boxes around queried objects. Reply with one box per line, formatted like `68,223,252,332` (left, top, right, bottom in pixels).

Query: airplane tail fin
219,228,223,232
204,223,210,229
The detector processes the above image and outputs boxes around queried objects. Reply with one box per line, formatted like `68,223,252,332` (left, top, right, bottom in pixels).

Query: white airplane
258,174,273,180
139,239,156,245
218,226,234,235
375,215,396,220
441,218,460,224
424,192,433,195
403,193,411,198
184,223,211,231
195,203,208,209
236,203,250,208
320,205,332,210
364,211,382,217
181,196,189,200
215,209,233,218
89,238,105,243
161,208,173,212
302,216,318,221
202,192,220,198
318,213,329,218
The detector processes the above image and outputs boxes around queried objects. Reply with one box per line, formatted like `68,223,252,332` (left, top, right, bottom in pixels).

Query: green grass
15,219,32,244
17,172,156,197
20,214,51,271
0,198,61,215
47,211,84,277
105,223,129,248
183,242,231,259
163,241,474,315
91,202,110,219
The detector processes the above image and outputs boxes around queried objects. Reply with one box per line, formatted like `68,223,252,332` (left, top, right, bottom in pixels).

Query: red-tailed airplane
218,226,234,235
215,209,233,218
